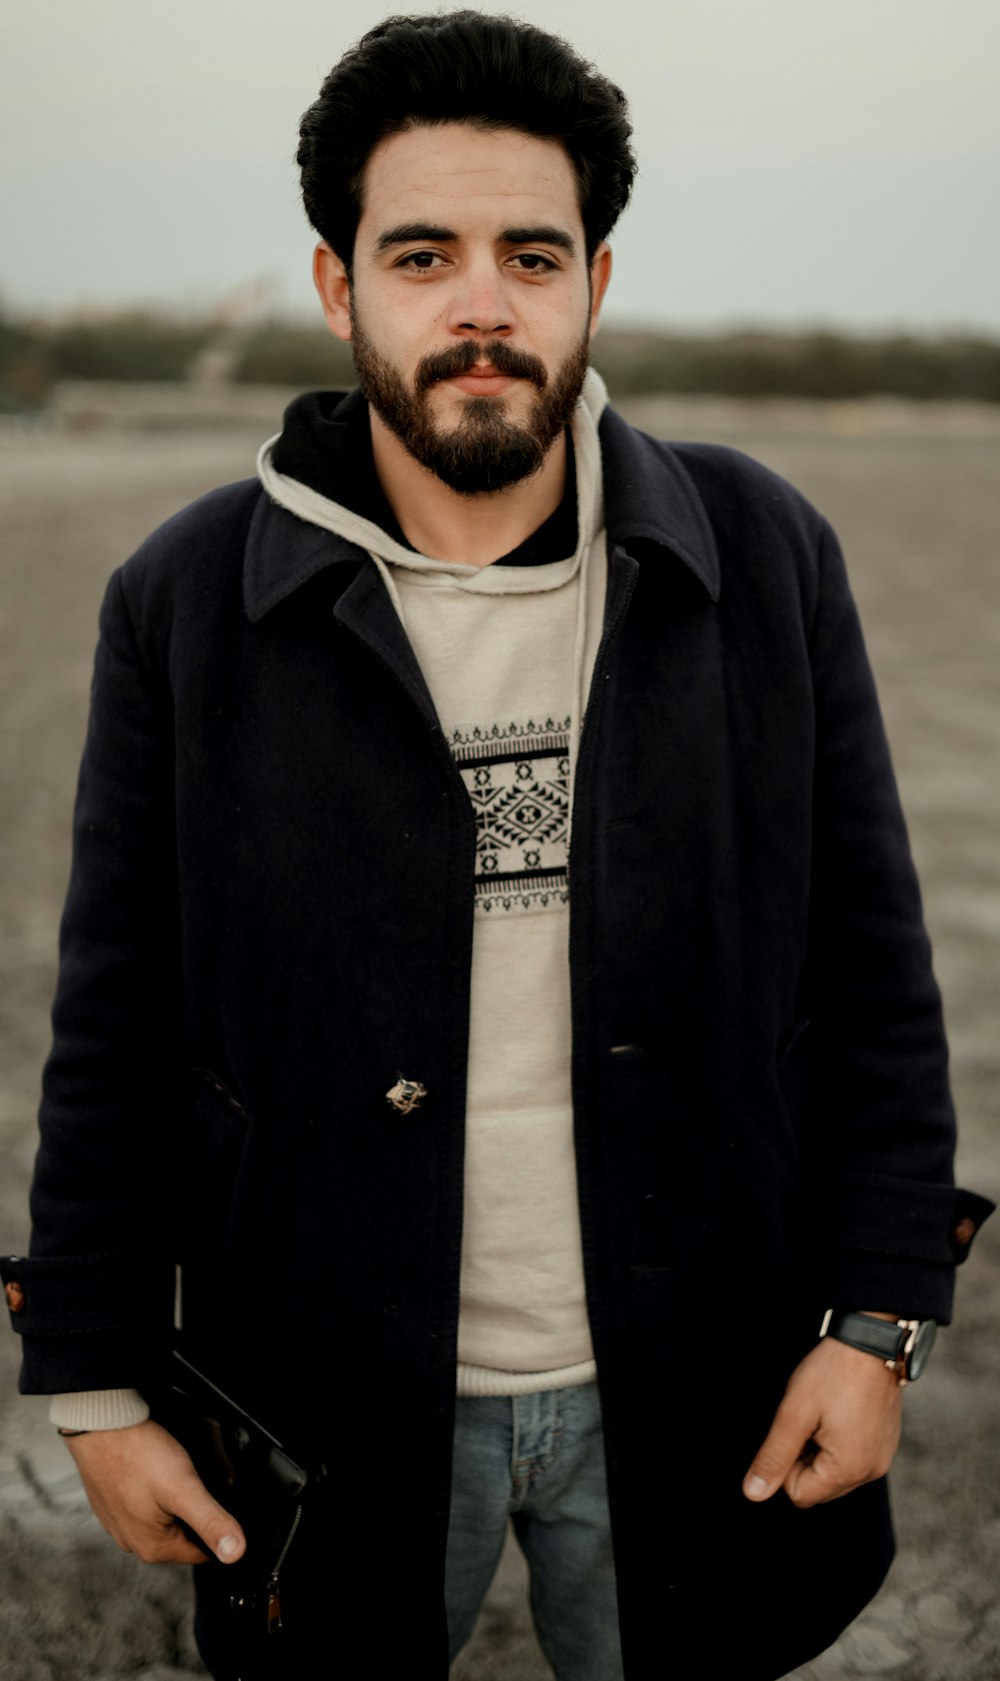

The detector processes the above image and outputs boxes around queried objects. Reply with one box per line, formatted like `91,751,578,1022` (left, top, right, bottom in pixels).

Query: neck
368,408,568,568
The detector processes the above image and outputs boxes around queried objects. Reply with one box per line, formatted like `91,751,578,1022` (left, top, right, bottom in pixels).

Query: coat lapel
598,405,721,602
244,487,443,735
331,563,443,738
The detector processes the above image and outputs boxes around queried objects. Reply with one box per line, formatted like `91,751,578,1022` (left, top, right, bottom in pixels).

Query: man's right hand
62,1417,247,1566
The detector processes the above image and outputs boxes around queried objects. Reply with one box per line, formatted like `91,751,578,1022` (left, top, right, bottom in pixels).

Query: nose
446,259,514,339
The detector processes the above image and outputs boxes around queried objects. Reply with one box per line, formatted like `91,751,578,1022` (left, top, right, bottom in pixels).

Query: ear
587,241,613,338
313,241,353,342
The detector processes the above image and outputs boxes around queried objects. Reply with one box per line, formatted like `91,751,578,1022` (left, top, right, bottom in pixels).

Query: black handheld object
163,1342,317,1506
152,1341,326,1676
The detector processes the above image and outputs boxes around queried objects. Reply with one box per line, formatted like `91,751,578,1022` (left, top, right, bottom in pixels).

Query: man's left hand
742,1319,903,1509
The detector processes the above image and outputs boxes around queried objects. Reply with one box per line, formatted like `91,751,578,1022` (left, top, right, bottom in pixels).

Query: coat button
953,1216,976,1246
5,1281,25,1314
385,1075,428,1116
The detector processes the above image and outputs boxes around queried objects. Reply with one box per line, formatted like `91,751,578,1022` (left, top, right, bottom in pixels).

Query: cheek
543,295,593,357
373,286,451,352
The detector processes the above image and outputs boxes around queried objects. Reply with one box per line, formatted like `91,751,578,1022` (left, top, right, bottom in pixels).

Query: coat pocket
776,1016,812,1072
182,1068,253,1272
774,1017,812,1159
779,1008,810,1102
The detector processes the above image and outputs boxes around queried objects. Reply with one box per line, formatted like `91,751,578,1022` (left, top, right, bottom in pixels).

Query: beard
349,306,591,496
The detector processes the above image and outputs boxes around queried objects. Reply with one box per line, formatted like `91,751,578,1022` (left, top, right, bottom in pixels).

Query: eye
397,250,446,271
508,253,558,273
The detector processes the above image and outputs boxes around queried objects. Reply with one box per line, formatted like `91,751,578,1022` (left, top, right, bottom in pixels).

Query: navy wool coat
3,401,992,1680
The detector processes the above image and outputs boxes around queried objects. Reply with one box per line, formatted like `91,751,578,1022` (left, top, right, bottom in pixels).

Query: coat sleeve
806,517,993,1323
2,565,180,1392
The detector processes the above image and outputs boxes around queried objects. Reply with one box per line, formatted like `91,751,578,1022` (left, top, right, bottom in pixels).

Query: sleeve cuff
826,1177,995,1266
49,1388,150,1431
823,1250,957,1324
817,1184,996,1325
2,1252,175,1394
2,1250,175,1337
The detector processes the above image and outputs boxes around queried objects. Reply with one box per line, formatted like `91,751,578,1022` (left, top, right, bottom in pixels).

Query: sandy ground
1,390,998,1680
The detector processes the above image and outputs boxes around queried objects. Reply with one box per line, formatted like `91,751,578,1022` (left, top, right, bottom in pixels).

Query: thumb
169,1469,247,1564
743,1402,815,1503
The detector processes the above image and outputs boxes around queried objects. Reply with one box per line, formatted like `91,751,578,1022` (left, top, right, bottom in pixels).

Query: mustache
414,339,548,392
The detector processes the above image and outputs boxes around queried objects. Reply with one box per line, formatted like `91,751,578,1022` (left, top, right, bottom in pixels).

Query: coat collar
243,394,720,623
596,405,720,600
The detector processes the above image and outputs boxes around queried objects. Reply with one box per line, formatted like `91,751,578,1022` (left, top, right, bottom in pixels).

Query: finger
784,1437,891,1509
783,1446,859,1509
743,1402,819,1502
165,1471,246,1564
784,1457,831,1509
95,1501,213,1566
73,1464,212,1563
131,1521,215,1566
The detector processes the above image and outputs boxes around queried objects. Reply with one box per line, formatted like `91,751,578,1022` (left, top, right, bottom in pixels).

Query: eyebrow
374,222,577,255
375,223,457,250
500,226,576,254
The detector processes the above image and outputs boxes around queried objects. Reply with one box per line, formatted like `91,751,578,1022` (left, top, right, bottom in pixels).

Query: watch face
908,1319,937,1380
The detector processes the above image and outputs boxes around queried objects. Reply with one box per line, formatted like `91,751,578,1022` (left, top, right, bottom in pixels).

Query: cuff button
953,1217,976,1246
4,1281,25,1313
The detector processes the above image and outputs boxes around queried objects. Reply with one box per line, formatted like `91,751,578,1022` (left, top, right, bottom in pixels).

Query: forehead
357,123,582,240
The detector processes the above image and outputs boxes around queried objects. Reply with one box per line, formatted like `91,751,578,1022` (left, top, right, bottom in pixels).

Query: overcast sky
2,0,998,332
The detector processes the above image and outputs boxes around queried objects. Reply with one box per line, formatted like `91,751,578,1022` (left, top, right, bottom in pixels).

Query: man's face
315,123,611,495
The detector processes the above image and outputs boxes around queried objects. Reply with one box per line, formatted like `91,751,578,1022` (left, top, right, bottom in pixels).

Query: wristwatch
819,1308,938,1385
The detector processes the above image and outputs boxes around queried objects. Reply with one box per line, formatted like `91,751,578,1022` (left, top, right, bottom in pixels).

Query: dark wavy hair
297,12,636,276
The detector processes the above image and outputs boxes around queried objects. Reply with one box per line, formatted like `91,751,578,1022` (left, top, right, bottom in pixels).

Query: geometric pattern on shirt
450,717,571,915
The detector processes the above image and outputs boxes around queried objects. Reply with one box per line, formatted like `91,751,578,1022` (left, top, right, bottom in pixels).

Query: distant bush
0,310,218,407
589,328,1000,403
228,320,1000,404
0,314,56,410
2,305,999,409
45,313,216,382
231,324,355,387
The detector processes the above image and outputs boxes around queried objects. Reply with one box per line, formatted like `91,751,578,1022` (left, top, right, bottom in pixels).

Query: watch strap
820,1310,909,1363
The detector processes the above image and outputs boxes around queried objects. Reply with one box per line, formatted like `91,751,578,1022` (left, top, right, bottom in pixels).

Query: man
2,13,993,1681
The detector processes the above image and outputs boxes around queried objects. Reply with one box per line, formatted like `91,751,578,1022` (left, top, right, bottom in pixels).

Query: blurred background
1,3,998,1679
2,0,1000,400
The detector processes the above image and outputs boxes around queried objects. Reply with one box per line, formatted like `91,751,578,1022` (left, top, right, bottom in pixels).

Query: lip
445,368,518,396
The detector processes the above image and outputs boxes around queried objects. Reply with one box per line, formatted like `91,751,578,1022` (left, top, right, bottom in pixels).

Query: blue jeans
444,1382,625,1680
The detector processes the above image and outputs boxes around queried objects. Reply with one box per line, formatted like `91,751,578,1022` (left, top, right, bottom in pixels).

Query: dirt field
1,389,998,1680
